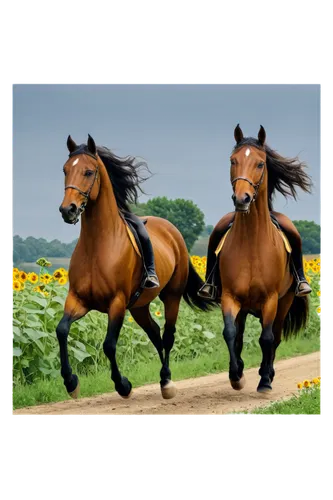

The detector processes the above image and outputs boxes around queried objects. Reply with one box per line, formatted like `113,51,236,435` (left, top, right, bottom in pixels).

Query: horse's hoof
69,381,80,399
230,375,246,391
257,384,272,393
66,374,80,399
161,380,177,399
116,377,132,398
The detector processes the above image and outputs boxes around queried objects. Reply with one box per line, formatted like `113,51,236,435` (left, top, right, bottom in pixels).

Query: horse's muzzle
59,203,79,224
232,193,252,213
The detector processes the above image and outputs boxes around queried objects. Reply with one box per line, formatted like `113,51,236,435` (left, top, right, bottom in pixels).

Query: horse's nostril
244,193,251,204
68,203,76,214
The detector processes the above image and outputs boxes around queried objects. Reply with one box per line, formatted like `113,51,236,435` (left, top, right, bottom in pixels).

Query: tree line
13,198,320,265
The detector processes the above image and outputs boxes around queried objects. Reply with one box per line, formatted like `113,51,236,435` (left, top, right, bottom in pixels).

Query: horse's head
60,135,101,224
230,124,267,213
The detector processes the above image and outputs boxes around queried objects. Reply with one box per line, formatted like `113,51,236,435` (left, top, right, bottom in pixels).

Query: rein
64,150,100,224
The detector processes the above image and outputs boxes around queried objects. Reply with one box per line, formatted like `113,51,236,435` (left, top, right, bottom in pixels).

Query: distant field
18,250,320,273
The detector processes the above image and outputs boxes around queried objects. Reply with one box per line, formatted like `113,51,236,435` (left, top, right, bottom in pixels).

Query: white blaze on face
72,158,80,166
245,148,251,157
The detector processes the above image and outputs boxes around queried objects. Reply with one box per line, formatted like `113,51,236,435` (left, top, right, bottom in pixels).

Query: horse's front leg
257,294,278,393
103,295,132,398
56,292,88,398
221,295,243,390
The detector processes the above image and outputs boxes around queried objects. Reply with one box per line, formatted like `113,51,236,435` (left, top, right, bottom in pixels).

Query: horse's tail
183,260,217,311
283,295,309,340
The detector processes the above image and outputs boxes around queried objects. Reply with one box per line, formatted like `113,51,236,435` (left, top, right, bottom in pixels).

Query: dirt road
14,352,320,415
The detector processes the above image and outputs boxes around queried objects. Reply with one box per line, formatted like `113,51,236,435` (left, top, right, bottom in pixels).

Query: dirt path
14,352,320,415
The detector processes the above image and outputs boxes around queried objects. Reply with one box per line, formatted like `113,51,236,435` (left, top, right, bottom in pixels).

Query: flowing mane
233,137,313,211
97,146,151,212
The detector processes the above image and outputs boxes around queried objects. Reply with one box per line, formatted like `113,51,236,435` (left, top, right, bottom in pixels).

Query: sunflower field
13,256,320,387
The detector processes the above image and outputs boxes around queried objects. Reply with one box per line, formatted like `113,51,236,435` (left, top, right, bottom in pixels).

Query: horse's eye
84,170,94,177
230,159,236,166
257,162,264,169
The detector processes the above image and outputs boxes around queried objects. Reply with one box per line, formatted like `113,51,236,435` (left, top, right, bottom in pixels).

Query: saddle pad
122,219,142,258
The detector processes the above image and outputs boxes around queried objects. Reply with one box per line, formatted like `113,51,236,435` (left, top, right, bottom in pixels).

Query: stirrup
197,283,217,301
295,280,312,297
144,274,160,289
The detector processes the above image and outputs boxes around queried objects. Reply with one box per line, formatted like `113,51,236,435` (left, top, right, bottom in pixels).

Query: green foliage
143,196,205,251
201,225,214,237
293,220,320,254
13,270,320,388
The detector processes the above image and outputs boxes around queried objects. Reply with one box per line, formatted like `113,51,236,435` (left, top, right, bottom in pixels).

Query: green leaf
13,347,23,357
193,324,203,331
13,325,20,335
22,307,44,315
29,295,47,308
75,340,86,351
203,330,215,339
24,328,48,341
51,296,65,306
46,308,56,317
70,347,91,362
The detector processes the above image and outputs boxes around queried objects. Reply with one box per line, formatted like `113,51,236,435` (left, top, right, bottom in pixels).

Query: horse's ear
67,135,77,153
87,134,97,155
258,125,266,146
234,124,244,144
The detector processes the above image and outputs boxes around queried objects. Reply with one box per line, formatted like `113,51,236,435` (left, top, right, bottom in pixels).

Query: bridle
64,147,100,224
231,167,265,204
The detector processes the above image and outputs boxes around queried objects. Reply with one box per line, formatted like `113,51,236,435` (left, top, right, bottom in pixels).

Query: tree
144,196,205,251
293,220,320,254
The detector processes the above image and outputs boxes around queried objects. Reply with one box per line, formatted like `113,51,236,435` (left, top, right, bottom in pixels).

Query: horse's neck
79,166,124,247
232,188,272,243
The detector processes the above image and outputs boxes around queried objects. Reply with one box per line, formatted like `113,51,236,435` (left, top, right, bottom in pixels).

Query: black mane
97,146,151,212
233,137,313,210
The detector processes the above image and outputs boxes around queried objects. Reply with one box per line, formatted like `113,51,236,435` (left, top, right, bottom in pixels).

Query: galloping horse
56,135,211,400
216,126,310,392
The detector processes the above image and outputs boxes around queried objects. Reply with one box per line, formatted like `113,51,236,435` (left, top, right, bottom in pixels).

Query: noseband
231,168,265,203
64,148,99,224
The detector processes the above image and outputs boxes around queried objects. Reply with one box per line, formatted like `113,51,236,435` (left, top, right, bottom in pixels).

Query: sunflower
128,316,134,323
317,307,321,314
19,271,28,282
53,269,64,280
13,267,19,273
317,290,321,297
59,268,68,275
13,271,20,280
297,382,303,389
312,378,320,385
303,380,311,388
305,275,311,284
13,280,22,291
58,276,68,286
40,273,52,284
28,272,38,284
308,261,314,268
154,310,162,317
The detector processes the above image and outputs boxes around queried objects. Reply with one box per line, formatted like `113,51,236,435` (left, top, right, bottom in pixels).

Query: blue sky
13,84,320,242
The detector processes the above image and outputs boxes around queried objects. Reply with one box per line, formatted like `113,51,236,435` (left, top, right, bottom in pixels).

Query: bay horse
216,125,310,392
56,135,212,400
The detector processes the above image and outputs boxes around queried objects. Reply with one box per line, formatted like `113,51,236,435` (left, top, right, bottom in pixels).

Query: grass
234,387,324,418
13,333,319,410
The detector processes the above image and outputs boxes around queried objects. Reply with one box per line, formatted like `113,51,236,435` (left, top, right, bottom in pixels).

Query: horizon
13,85,320,242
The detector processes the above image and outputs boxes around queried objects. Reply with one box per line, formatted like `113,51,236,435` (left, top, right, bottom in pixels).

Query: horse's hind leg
270,290,295,382
257,294,279,393
130,305,174,398
104,296,132,398
159,292,182,399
